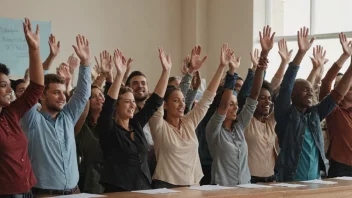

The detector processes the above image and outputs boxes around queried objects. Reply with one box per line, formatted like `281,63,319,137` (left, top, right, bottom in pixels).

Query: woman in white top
149,45,230,188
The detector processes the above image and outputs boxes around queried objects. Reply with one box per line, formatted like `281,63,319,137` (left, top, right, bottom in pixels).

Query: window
261,0,352,81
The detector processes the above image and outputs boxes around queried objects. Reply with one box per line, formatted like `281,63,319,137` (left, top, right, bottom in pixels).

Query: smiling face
256,88,272,116
129,75,149,102
115,92,137,120
15,82,28,98
40,83,67,113
0,73,12,107
292,79,314,109
90,87,105,112
225,95,239,121
164,89,186,118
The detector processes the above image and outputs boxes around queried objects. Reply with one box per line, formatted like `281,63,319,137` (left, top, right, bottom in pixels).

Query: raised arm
217,45,240,115
320,32,352,100
206,44,227,93
134,47,171,127
43,34,60,71
271,39,293,91
275,27,314,123
107,49,127,99
306,45,328,85
249,25,275,100
63,35,91,123
23,18,44,85
122,57,133,86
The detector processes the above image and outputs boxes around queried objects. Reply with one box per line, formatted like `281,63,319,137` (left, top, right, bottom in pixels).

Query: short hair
11,79,26,91
168,76,181,84
261,80,273,96
0,63,10,75
126,71,146,86
44,74,65,93
237,76,243,81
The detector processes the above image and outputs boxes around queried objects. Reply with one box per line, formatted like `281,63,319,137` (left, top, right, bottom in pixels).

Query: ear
39,92,45,103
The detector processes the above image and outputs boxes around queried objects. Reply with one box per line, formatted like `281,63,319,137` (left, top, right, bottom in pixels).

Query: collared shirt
206,97,258,186
98,93,163,191
0,82,44,195
21,65,91,190
149,90,215,185
245,112,277,177
294,126,320,181
76,120,104,194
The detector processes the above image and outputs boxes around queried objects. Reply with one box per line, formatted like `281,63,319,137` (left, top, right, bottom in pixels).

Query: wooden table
103,179,352,198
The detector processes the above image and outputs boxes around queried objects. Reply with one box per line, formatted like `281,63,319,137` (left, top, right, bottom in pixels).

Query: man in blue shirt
21,35,91,195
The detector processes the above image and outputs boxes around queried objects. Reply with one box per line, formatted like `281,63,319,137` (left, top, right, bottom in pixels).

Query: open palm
23,18,40,50
72,34,91,66
298,27,315,52
260,25,275,53
158,47,172,71
113,49,127,75
190,46,207,71
339,32,352,56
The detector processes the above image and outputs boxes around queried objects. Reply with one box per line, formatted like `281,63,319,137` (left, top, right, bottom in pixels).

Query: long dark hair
163,85,182,119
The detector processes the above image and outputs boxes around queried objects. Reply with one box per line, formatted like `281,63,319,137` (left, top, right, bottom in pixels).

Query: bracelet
257,57,269,70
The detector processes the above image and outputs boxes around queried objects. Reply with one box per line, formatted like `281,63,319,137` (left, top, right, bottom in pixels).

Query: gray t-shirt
206,97,258,186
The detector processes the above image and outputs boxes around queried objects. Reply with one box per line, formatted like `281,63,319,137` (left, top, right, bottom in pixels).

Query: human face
129,75,149,101
40,83,66,113
15,82,28,98
0,73,12,107
90,88,105,112
115,92,136,120
164,90,186,118
292,80,314,108
225,95,238,120
235,79,243,93
168,79,181,88
256,88,272,116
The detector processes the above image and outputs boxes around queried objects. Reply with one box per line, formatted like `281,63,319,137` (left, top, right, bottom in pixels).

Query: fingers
35,24,39,35
201,55,208,64
95,56,99,66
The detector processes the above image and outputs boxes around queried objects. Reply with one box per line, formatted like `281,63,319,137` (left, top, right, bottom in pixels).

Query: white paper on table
189,185,237,191
131,188,181,194
270,183,307,188
53,193,106,198
300,179,338,185
237,184,273,189
332,176,352,180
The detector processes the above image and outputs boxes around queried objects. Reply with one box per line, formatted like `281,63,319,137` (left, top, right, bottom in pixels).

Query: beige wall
0,0,256,88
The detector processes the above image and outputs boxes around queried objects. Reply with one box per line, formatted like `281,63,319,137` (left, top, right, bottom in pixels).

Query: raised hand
23,17,40,50
310,45,328,69
49,34,60,57
67,54,79,74
100,50,112,74
339,32,352,56
72,34,90,66
127,57,133,71
250,48,260,70
228,48,240,71
158,47,172,72
259,25,275,55
190,46,207,71
220,43,230,66
113,49,127,75
278,39,293,63
297,26,315,52
181,55,190,75
57,63,72,82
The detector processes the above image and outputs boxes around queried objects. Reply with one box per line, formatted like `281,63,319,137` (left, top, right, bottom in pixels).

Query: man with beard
20,35,91,196
274,28,352,182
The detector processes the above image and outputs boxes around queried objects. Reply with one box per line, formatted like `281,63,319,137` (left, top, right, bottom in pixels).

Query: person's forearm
334,63,352,98
29,49,44,85
249,67,265,100
107,73,124,99
42,54,56,71
336,53,349,67
292,50,306,66
274,60,289,82
207,65,226,93
154,70,170,98
307,68,320,85
122,68,130,85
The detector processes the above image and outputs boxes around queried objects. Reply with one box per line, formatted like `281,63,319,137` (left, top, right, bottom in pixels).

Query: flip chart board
0,18,51,77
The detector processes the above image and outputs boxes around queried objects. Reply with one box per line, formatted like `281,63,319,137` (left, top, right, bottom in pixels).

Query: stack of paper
189,185,236,191
54,193,106,198
270,183,307,188
300,180,337,185
132,188,181,194
237,184,272,189
332,176,352,180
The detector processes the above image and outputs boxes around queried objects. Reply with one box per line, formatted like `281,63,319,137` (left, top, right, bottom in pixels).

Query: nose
59,93,66,101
